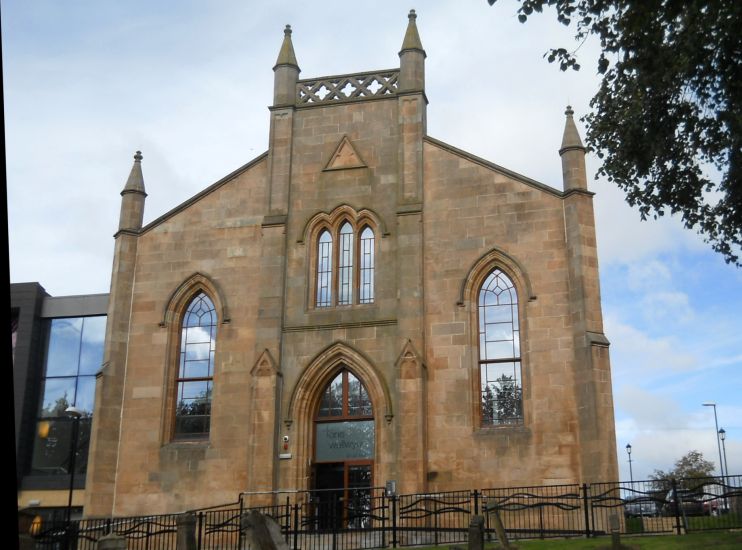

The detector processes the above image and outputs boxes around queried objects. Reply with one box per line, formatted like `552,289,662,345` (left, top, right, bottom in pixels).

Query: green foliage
482,374,522,424
43,393,71,417
487,0,742,265
649,450,715,491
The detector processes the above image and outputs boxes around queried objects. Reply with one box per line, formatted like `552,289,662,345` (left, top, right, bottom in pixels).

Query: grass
686,514,741,530
511,530,742,549
414,531,742,550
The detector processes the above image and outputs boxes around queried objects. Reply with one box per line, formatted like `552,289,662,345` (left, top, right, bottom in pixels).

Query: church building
84,11,619,517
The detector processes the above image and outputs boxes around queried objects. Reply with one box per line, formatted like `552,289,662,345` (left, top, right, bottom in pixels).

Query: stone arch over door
284,342,393,492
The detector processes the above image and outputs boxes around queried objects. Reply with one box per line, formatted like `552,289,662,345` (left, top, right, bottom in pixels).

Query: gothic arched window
478,269,523,425
313,220,376,308
359,226,375,304
338,223,354,305
175,292,216,438
317,231,333,307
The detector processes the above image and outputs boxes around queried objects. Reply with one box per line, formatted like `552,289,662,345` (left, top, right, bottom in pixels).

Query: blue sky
4,1,740,481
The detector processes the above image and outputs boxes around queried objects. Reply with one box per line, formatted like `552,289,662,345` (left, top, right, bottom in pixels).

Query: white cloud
615,392,742,480
606,315,698,376
592,177,708,266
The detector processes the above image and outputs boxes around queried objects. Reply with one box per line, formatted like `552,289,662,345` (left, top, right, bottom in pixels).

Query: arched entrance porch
283,343,393,526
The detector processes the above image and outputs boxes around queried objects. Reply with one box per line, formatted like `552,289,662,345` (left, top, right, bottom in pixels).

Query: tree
482,374,523,424
487,1,742,265
649,450,715,492
43,393,70,417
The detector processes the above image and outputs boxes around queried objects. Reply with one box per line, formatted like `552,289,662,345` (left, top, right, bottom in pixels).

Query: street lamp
626,443,634,484
719,429,729,479
702,402,725,478
64,406,83,524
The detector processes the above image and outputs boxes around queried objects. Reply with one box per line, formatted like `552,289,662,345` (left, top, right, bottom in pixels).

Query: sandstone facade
84,12,618,517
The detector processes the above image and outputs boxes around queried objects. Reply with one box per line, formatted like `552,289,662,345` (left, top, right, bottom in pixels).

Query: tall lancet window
338,223,354,305
310,208,378,308
175,292,217,438
317,230,333,307
359,227,375,304
478,269,523,425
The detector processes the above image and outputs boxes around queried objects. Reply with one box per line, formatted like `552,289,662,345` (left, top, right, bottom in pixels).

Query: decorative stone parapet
296,70,399,105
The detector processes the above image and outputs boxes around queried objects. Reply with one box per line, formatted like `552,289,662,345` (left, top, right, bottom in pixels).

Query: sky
4,1,740,483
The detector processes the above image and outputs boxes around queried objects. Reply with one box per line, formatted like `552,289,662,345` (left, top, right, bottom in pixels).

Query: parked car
663,489,704,516
624,498,660,518
702,497,730,516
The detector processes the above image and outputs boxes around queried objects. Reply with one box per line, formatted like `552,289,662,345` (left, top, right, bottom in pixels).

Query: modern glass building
12,282,107,521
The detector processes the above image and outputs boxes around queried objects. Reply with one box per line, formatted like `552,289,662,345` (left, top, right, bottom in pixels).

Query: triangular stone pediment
250,349,280,377
324,136,366,171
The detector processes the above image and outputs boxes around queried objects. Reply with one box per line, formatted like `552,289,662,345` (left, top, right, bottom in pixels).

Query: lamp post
626,443,634,484
64,406,83,524
719,429,729,478
702,402,724,478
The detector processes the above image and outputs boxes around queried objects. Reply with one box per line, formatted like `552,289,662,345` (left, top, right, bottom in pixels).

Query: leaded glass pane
317,231,333,307
478,269,523,425
318,373,343,417
359,227,374,304
175,293,216,438
338,223,354,305
348,373,372,416
480,361,522,425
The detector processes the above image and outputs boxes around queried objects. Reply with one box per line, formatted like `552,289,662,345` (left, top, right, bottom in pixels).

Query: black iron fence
26,475,742,549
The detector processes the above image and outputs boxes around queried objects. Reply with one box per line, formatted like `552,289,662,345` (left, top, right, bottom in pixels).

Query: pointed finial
400,8,425,55
274,23,299,70
560,105,585,152
122,150,146,195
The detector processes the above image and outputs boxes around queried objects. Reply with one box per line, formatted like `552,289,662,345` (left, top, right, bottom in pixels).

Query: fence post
176,512,197,550
391,495,398,549
671,479,682,536
381,493,387,549
582,483,591,538
284,496,291,543
473,490,480,516
292,503,300,550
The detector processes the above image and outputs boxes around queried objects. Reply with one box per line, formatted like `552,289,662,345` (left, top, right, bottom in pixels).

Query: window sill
165,437,210,448
474,424,529,437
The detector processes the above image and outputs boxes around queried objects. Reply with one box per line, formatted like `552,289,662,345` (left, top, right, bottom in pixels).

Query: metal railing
26,474,742,549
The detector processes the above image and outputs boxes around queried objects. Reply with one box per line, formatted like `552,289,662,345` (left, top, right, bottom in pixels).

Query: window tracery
174,292,216,438
478,269,523,425
311,215,376,308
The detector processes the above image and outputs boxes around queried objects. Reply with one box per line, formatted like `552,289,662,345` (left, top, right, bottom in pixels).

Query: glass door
313,369,375,529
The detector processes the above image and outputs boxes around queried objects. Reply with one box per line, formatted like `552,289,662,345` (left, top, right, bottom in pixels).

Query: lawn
415,531,742,549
